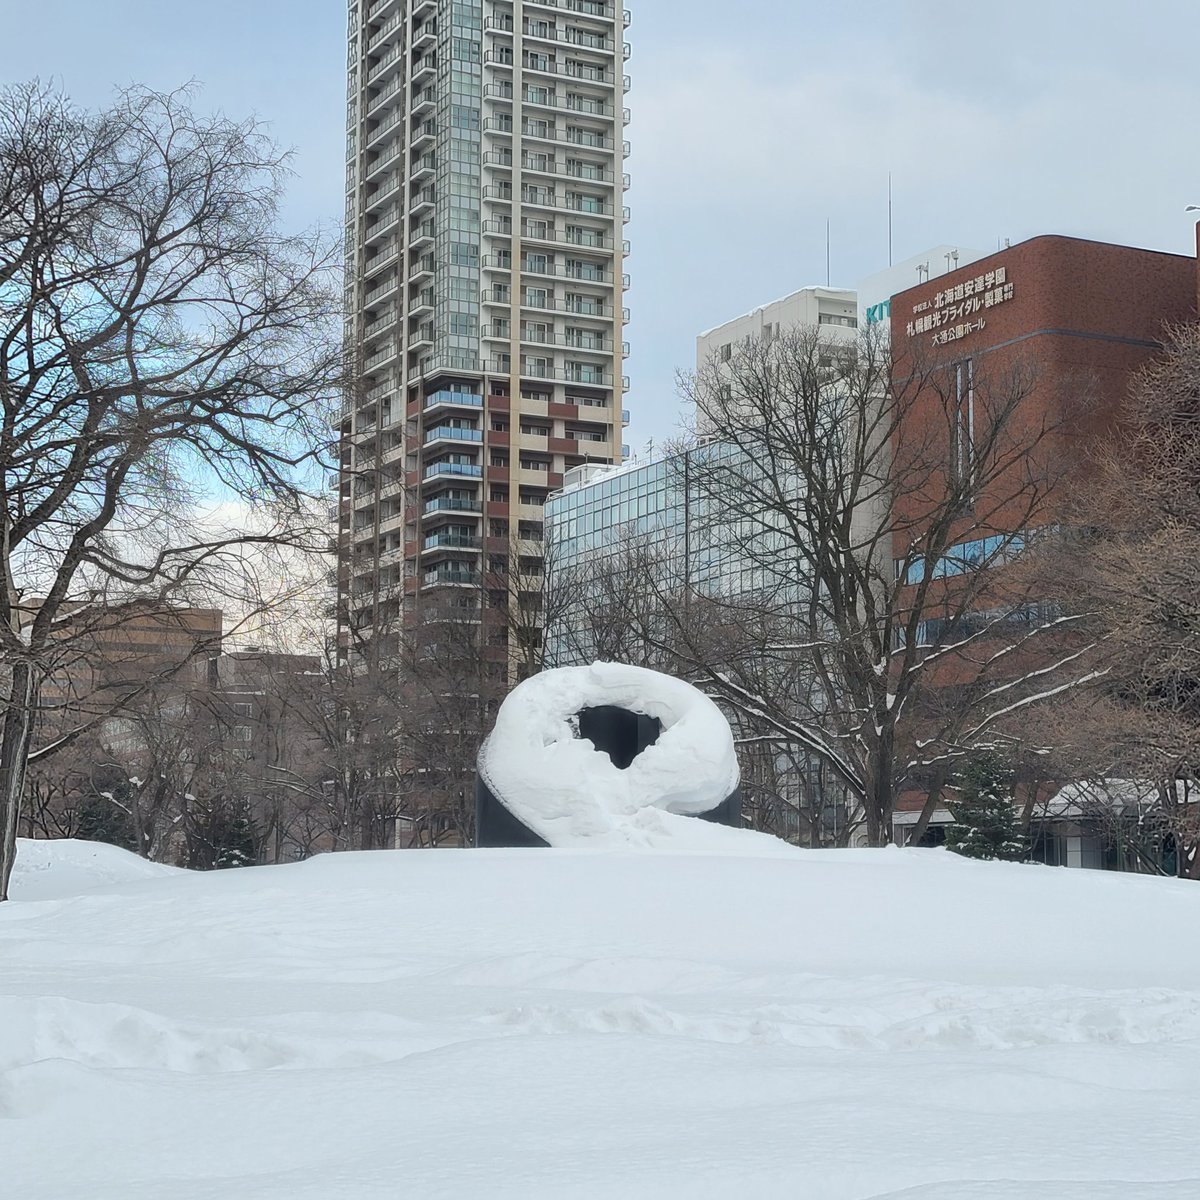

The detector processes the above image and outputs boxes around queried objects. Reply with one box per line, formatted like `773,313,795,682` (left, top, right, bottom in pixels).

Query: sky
13,0,1200,452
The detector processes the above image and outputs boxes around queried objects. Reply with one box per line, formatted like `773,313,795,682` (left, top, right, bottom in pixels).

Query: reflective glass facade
544,445,805,665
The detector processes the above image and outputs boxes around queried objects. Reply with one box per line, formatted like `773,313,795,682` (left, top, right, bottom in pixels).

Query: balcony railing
482,290,617,320
424,533,481,551
367,14,401,53
558,367,613,385
424,425,483,444
424,496,483,515
424,390,483,410
481,219,614,251
424,567,480,587
483,255,613,284
424,461,483,480
526,0,623,20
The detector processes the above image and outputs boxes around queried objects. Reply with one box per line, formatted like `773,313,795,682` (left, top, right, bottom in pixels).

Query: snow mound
3,846,1200,1198
479,662,763,850
9,837,181,901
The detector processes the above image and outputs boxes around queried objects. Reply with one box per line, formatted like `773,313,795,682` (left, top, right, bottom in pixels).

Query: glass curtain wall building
339,0,632,675
544,448,803,665
544,449,848,842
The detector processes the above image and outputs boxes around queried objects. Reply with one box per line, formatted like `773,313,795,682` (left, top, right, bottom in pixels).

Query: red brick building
887,233,1199,861
891,234,1197,535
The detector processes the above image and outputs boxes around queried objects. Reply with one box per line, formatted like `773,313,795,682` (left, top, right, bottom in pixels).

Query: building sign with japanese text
905,265,1015,346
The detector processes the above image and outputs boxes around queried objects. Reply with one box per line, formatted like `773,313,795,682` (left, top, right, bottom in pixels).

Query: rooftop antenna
826,219,831,287
888,172,893,267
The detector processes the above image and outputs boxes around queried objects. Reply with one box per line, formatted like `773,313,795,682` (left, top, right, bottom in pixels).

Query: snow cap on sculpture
477,663,742,848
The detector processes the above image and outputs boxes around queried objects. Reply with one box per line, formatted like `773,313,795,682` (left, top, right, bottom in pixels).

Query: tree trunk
905,766,949,848
862,730,897,847
0,663,37,901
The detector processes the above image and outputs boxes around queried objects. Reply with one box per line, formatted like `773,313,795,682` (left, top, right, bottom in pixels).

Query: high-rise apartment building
339,0,631,676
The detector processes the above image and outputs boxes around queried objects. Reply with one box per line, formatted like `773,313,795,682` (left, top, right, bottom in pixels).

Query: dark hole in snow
577,706,662,770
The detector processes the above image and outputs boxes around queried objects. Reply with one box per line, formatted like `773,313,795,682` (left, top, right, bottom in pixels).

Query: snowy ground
4,838,1200,1198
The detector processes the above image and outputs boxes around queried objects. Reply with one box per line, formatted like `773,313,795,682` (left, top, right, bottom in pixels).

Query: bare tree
1029,324,1200,877
649,323,1095,845
543,523,685,670
392,583,509,847
0,83,343,897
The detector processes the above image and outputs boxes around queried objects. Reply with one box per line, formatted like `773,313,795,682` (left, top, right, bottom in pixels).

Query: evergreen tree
188,799,259,870
945,755,1025,861
213,811,258,870
77,776,136,852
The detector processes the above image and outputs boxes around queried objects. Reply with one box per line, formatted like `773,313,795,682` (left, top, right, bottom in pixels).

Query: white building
857,245,988,332
695,286,858,370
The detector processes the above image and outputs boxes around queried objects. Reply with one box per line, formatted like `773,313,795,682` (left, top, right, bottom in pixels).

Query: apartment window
566,327,603,349
490,487,509,502
490,453,509,468
568,126,605,148
952,359,975,494
567,293,602,316
567,260,603,281
566,158,604,180
452,37,481,63
567,362,604,384
567,225,604,248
